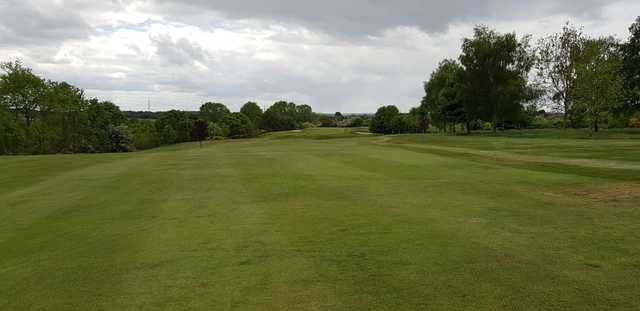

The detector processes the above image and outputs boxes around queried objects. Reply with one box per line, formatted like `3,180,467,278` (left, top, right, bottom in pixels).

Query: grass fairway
1,128,639,310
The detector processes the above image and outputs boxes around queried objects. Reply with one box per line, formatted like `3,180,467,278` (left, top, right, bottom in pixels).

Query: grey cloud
0,0,135,47
0,0,92,46
155,0,611,36
0,0,615,46
150,34,208,66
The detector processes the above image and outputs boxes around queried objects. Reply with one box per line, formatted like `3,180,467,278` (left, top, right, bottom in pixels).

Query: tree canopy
369,105,400,134
240,102,263,128
155,110,194,144
199,102,230,124
536,23,585,127
423,59,466,132
459,26,536,133
261,101,316,131
572,38,624,132
223,112,257,138
0,61,133,154
622,17,640,115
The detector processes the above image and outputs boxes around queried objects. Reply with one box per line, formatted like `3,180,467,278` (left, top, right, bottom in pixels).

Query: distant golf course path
1,128,639,310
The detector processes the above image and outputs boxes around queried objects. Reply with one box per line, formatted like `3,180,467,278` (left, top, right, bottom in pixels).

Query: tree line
0,62,321,155
370,17,640,134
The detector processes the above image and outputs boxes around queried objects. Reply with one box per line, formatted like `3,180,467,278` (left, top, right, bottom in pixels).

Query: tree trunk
466,121,471,135
593,117,599,133
563,103,568,130
24,109,33,128
492,114,498,135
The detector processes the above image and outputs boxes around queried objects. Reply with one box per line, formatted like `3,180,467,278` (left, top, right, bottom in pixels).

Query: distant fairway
1,128,639,310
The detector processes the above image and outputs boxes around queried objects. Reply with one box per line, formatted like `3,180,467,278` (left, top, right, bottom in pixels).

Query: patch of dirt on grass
571,183,640,203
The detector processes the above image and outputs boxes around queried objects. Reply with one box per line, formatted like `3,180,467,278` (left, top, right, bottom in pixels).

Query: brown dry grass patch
571,183,640,203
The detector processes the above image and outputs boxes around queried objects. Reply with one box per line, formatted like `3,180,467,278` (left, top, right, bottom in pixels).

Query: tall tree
621,17,640,116
0,60,46,127
423,59,466,133
0,102,22,154
87,99,126,152
156,110,193,144
572,38,624,132
262,101,299,131
390,114,409,134
369,105,399,134
223,112,257,138
41,81,89,153
130,121,159,150
240,101,263,127
459,26,536,133
296,104,316,123
407,107,428,133
199,102,230,123
412,104,430,133
109,125,134,152
536,23,585,128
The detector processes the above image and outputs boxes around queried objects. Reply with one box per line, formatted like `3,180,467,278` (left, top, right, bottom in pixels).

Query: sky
1,1,638,113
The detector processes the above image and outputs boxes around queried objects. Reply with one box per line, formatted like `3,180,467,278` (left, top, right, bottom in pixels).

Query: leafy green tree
159,125,178,145
411,104,429,133
0,106,23,154
130,121,159,150
369,105,400,134
156,110,193,144
262,101,299,131
572,38,624,132
110,125,134,152
0,60,163,154
87,99,126,152
223,112,256,138
390,115,409,134
41,81,89,153
296,104,316,123
423,59,466,133
459,26,536,133
240,102,263,128
621,16,640,118
536,23,586,128
88,99,125,128
199,102,230,123
350,117,364,127
0,60,46,127
208,122,230,138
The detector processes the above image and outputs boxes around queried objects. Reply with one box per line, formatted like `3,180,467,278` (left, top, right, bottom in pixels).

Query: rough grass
1,128,639,310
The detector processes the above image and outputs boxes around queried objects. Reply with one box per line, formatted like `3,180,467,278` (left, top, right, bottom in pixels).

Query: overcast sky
1,1,638,113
